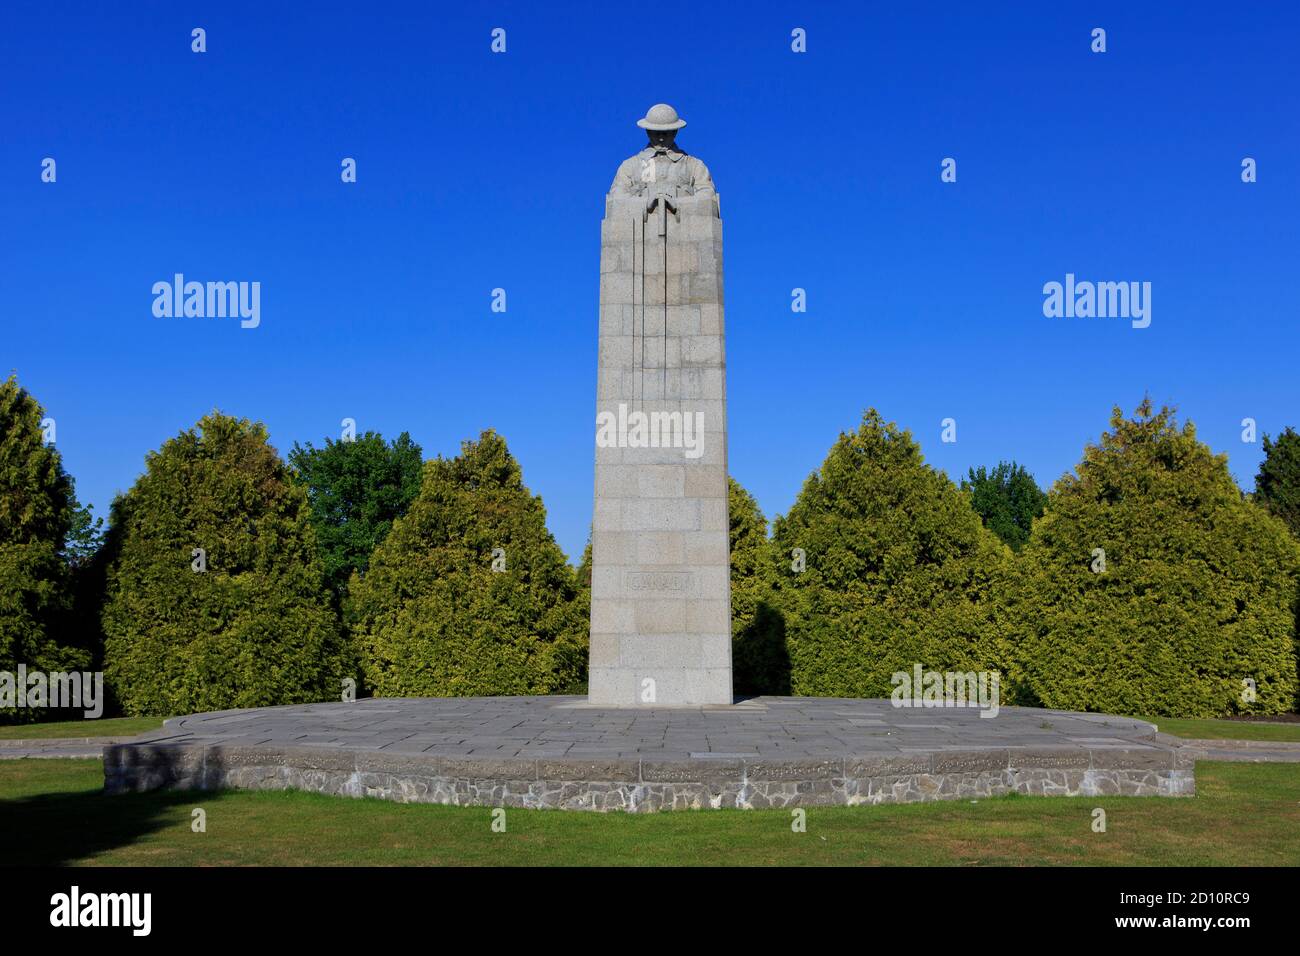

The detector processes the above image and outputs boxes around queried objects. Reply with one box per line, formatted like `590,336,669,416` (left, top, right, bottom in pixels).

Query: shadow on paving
0,782,227,866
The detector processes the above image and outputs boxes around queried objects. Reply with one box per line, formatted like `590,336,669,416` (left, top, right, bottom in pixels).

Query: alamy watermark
50,886,151,936
0,665,104,718
891,665,1000,718
152,274,260,329
1043,273,1150,329
595,403,705,459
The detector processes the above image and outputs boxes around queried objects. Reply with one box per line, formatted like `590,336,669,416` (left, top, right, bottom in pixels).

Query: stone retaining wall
104,742,1195,812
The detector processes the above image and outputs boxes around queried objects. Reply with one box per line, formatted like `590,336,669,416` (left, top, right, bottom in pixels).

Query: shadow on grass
0,781,229,866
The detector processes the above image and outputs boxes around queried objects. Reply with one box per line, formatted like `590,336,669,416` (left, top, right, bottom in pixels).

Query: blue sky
3,1,1297,561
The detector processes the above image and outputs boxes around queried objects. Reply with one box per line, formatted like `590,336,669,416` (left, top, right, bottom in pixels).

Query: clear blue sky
4,1,1297,561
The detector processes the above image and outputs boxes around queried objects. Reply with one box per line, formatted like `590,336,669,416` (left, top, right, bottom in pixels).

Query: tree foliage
1010,400,1300,716
0,376,92,720
770,410,1008,697
349,430,586,696
728,478,789,695
1255,426,1300,540
961,461,1047,551
288,431,423,604
101,412,349,716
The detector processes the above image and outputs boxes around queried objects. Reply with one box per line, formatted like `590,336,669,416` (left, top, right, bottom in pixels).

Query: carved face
647,129,677,149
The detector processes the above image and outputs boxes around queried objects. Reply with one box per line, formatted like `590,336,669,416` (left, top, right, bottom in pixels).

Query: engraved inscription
626,571,694,592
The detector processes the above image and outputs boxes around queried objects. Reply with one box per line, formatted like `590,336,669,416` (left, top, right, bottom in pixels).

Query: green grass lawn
1136,716,1300,742
1,758,1296,866
0,716,166,740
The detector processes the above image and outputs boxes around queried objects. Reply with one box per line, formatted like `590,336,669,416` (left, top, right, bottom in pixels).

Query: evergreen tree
1255,426,1300,540
728,478,790,695
571,533,592,693
961,461,1047,551
101,413,349,716
1011,400,1300,716
771,410,1008,697
349,430,586,696
0,375,91,721
288,431,423,604
576,535,592,591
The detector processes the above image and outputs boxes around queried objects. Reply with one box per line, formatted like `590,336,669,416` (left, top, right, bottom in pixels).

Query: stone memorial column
588,104,732,707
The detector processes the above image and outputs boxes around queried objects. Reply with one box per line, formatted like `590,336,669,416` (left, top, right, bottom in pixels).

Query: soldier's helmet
636,103,687,131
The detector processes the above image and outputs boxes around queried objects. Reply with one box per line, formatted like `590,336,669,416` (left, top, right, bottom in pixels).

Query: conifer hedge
770,410,1009,698
0,376,92,721
728,477,790,695
1007,400,1300,716
101,413,350,715
349,430,586,696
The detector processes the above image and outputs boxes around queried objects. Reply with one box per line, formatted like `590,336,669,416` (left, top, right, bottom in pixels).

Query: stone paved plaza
104,696,1200,811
